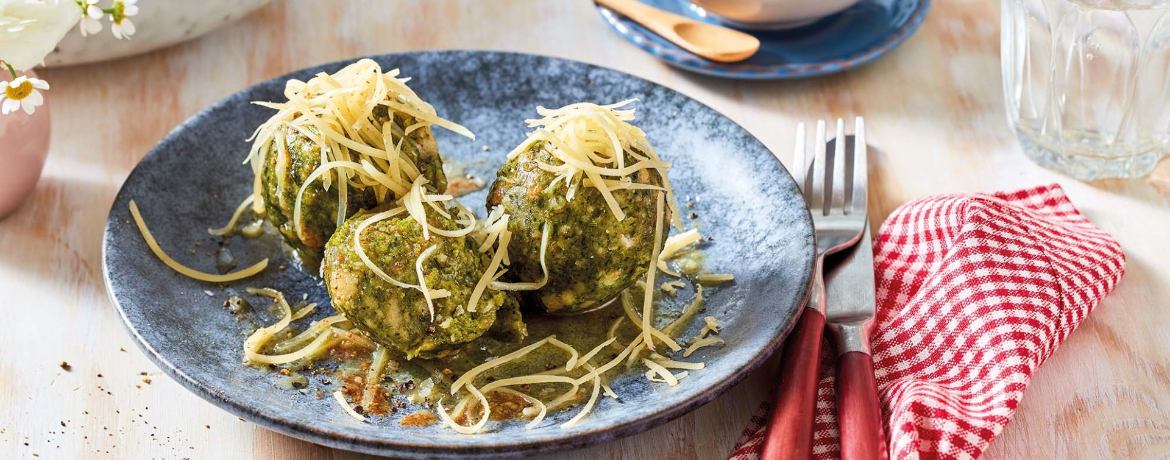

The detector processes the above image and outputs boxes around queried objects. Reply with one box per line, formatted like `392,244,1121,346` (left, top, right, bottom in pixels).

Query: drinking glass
1002,0,1170,180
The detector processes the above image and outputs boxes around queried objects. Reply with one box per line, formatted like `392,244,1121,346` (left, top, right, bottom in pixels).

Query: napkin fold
728,185,1125,460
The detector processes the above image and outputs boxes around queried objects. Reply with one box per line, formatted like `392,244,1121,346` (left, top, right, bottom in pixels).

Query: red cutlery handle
835,351,886,460
760,308,825,460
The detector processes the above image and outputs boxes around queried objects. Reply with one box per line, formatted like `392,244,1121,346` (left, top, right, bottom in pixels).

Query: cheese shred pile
507,100,681,228
245,58,474,243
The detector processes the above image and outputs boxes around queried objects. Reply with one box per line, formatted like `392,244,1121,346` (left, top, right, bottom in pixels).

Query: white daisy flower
110,16,132,38
109,0,136,39
0,75,50,115
80,0,103,36
121,0,137,17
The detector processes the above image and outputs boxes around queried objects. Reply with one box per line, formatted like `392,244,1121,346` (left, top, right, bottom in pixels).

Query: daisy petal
80,17,103,36
21,93,42,114
124,5,138,16
118,18,135,37
87,5,103,18
2,99,19,115
30,79,49,90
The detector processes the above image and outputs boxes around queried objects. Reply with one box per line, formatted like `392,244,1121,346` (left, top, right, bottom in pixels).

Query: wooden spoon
595,0,760,63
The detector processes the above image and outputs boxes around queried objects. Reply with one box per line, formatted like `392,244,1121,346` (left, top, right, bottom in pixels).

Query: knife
825,225,886,459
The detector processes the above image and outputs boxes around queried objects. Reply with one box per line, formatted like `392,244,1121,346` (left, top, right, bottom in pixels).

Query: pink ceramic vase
0,70,51,219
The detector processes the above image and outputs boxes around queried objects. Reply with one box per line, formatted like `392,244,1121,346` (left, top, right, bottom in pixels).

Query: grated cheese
657,229,701,275
548,338,580,371
331,327,377,351
641,193,667,351
415,245,441,322
561,365,602,428
695,273,734,284
361,346,391,411
573,337,617,370
625,341,648,368
506,100,680,228
701,316,720,337
271,314,345,355
404,175,433,240
545,380,584,410
489,223,550,291
451,336,554,393
683,337,725,358
247,59,473,242
130,201,269,283
607,317,626,341
290,303,317,320
642,359,680,386
352,207,416,289
436,383,490,435
333,391,366,422
575,336,644,386
662,285,704,337
648,353,705,370
207,194,255,236
466,224,509,313
659,280,685,296
620,287,680,352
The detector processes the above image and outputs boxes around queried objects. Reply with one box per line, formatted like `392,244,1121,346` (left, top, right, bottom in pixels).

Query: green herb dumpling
323,206,523,359
485,101,673,314
261,108,447,257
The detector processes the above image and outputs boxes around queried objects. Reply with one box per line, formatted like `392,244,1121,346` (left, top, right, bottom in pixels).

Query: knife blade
825,224,876,354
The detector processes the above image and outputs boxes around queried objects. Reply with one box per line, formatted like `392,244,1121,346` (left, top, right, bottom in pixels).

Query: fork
760,118,869,460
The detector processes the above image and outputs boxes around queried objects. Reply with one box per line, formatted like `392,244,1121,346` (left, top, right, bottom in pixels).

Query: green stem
2,61,15,80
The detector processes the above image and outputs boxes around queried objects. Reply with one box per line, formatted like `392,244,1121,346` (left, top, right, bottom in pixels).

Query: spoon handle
593,0,688,46
593,0,759,63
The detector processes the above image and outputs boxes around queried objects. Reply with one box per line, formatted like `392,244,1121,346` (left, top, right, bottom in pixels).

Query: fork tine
792,122,808,204
852,117,867,215
810,120,827,215
830,118,846,214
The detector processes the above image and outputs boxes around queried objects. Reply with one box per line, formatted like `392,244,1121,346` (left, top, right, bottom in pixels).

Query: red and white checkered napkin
729,185,1126,460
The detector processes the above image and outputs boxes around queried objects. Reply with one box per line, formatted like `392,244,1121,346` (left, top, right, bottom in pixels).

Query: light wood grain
2,0,1169,459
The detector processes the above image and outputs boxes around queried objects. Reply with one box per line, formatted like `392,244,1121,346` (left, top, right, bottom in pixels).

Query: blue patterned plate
103,51,815,458
598,0,931,80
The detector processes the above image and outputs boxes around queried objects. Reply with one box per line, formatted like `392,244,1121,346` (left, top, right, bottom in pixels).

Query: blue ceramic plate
598,0,931,79
102,51,814,458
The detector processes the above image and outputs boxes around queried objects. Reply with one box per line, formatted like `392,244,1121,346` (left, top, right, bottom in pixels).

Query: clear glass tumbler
1002,0,1170,180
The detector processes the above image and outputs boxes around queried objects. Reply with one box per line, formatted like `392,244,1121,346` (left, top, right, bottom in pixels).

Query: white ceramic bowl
44,0,270,67
686,0,861,29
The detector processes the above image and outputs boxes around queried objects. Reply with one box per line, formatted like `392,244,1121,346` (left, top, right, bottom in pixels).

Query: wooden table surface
3,0,1169,459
